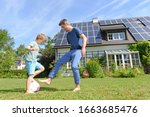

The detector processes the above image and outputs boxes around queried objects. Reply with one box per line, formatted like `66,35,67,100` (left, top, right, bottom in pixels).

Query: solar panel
88,26,93,31
132,34,144,41
135,28,145,33
129,28,138,34
143,22,150,26
142,27,150,32
138,17,147,22
122,19,128,23
145,16,150,21
124,23,132,27
141,33,150,40
55,21,102,47
82,26,87,31
88,37,95,44
105,20,111,25
55,40,62,46
99,20,105,25
122,17,150,41
55,16,150,47
116,19,123,24
111,20,117,24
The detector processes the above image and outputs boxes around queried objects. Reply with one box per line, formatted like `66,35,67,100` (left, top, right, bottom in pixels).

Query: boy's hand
81,47,86,57
26,48,38,51
31,48,38,51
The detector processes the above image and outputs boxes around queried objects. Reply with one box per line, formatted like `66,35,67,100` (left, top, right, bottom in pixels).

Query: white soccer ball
30,80,40,92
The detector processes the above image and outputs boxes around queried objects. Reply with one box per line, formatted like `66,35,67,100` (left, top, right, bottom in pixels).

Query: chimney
92,17,99,24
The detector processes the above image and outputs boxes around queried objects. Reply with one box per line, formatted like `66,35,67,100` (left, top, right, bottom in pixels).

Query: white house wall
56,45,129,60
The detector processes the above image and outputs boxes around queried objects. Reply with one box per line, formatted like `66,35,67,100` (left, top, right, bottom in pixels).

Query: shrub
116,68,135,78
129,40,150,74
79,67,89,78
111,62,117,73
0,70,28,79
86,60,104,78
113,67,145,78
79,67,84,77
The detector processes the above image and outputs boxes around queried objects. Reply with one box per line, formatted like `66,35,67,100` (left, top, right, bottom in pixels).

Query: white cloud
1,0,75,47
84,0,120,19
111,0,130,10
131,0,150,11
4,0,26,15
38,0,75,35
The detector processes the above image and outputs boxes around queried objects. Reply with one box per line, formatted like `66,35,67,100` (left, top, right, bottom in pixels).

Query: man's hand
81,47,86,57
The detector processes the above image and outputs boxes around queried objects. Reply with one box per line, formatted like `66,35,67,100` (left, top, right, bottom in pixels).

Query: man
39,19,87,91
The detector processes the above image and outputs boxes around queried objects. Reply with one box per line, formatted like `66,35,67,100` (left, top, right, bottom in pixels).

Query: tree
0,29,16,70
16,44,26,58
38,36,55,77
129,40,150,74
0,46,16,70
0,29,14,50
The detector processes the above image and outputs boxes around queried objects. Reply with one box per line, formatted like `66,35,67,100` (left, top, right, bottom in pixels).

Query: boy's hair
36,33,47,41
59,19,71,26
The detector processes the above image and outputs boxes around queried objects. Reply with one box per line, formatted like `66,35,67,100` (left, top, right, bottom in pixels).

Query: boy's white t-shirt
25,41,39,62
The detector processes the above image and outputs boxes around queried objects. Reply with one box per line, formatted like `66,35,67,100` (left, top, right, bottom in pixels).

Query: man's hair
59,19,70,26
36,33,47,41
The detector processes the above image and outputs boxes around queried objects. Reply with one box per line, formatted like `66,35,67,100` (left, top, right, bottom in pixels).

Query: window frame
107,32,126,41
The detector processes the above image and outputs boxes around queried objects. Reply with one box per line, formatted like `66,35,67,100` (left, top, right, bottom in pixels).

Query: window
132,53,140,66
107,32,126,40
67,62,71,69
124,54,130,68
116,54,123,68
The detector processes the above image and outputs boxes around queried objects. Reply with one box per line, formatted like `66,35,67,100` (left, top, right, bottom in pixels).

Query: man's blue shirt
67,27,83,50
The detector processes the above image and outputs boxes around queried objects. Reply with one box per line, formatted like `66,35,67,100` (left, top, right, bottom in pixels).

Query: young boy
39,19,87,91
25,33,47,94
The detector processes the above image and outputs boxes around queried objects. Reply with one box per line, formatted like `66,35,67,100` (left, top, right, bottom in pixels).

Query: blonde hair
36,33,47,41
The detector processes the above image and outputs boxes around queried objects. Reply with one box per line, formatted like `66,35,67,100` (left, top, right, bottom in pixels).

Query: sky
0,0,150,48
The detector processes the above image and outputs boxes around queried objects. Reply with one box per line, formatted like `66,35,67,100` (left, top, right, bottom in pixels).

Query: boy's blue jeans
48,50,81,84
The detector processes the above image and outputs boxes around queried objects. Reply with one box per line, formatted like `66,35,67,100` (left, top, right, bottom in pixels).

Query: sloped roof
54,16,150,48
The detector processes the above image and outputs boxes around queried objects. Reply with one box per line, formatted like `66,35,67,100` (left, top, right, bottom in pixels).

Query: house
53,16,150,71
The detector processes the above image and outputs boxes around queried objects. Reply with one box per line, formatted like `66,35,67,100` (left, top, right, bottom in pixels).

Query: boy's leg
26,75,34,93
39,51,71,85
33,62,45,77
71,50,82,91
25,61,36,93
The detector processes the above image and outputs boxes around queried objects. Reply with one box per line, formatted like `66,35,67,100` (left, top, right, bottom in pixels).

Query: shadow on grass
40,87,73,92
0,87,73,93
0,88,25,93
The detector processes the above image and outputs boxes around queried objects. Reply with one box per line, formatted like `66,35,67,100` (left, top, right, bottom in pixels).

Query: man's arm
80,34,87,56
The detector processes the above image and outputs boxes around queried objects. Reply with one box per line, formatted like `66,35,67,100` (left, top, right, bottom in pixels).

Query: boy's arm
26,45,38,51
80,34,87,56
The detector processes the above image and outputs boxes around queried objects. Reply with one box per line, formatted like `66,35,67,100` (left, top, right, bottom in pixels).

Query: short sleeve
67,35,70,44
75,27,83,38
28,41,35,47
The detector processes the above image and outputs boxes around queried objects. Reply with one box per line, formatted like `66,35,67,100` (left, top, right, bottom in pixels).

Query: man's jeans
48,50,82,84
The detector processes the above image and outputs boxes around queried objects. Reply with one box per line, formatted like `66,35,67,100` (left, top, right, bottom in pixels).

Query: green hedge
112,67,145,78
0,70,28,79
86,60,104,78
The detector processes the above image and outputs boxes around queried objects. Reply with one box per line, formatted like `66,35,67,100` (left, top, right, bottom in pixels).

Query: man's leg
71,50,82,91
39,51,71,85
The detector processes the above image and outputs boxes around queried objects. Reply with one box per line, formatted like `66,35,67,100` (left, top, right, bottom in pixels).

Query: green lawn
0,75,150,100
